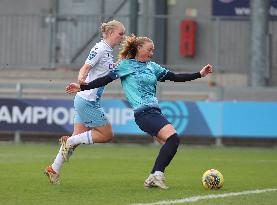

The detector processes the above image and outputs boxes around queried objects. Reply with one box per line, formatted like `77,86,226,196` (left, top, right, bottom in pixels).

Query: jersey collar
132,58,148,64
101,39,113,51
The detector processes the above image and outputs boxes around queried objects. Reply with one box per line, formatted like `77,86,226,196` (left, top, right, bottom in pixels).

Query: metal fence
0,14,51,68
0,14,276,85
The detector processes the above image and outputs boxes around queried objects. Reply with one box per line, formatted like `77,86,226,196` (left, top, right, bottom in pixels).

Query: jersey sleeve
150,61,169,81
109,60,135,79
84,46,105,67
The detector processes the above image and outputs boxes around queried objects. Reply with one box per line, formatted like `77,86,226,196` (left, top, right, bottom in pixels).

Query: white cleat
152,174,168,189
144,174,156,188
144,174,168,189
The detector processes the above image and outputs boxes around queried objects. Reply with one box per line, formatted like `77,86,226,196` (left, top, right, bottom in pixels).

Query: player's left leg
135,107,180,189
60,123,113,161
92,123,113,143
60,97,113,161
147,124,180,189
154,136,166,145
153,124,179,172
65,123,113,145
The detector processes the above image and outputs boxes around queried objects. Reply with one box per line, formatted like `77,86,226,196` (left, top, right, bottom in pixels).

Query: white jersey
77,40,115,101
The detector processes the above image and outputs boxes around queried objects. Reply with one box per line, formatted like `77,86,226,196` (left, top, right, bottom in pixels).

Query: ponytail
118,34,152,60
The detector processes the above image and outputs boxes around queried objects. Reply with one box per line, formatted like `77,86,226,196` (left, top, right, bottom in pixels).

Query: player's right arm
78,46,105,85
78,64,91,85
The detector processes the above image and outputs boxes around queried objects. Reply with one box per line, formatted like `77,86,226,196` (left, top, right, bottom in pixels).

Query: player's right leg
60,96,114,161
44,123,89,184
44,165,60,184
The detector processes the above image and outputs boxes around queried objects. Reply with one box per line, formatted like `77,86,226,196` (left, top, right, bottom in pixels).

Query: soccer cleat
59,136,74,162
44,166,60,185
144,174,156,188
152,174,168,189
144,174,168,189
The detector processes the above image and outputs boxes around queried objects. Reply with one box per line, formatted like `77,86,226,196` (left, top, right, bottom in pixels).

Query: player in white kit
44,20,125,184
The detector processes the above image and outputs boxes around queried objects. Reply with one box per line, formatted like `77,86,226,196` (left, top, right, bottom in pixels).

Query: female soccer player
65,34,213,189
44,20,125,184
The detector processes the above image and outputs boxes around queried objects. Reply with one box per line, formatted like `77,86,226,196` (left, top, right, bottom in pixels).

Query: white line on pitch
129,188,277,205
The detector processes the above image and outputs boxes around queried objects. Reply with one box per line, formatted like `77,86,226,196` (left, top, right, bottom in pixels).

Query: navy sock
151,133,180,173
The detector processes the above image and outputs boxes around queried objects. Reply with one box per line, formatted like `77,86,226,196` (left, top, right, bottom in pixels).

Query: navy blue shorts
134,107,170,136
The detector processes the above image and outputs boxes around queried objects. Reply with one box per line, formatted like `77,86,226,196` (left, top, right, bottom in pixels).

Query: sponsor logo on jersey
109,63,116,69
88,51,97,60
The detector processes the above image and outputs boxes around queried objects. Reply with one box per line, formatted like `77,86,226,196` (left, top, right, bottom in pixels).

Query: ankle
154,171,164,176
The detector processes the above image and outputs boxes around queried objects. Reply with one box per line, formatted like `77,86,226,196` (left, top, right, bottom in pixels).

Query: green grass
0,143,277,205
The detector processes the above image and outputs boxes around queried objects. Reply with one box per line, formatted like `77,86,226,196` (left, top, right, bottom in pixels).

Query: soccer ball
202,169,224,189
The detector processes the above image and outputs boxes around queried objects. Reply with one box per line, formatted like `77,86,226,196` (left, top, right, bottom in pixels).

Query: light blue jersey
111,59,168,110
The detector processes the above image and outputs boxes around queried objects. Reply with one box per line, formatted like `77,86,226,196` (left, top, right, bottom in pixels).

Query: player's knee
166,133,180,148
107,134,113,142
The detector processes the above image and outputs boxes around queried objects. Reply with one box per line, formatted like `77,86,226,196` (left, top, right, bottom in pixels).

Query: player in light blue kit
66,34,213,189
44,20,125,184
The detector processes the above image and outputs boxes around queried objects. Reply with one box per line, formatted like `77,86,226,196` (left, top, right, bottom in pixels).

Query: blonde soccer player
44,20,125,184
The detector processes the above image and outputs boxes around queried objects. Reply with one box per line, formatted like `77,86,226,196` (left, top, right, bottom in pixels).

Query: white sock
51,146,64,174
154,171,164,176
67,131,93,146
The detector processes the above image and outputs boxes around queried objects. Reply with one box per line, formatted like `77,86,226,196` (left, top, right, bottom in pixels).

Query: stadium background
1,1,277,205
0,0,277,146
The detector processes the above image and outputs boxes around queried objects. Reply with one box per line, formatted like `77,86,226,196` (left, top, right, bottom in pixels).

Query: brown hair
118,34,153,60
100,20,123,39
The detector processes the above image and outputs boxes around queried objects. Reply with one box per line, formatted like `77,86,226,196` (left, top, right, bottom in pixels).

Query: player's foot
44,166,60,185
152,174,168,189
144,174,156,188
59,136,74,162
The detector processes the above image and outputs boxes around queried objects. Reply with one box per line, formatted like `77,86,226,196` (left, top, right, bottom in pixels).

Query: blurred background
0,0,277,146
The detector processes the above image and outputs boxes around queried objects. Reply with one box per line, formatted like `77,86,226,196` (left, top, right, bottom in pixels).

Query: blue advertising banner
222,102,277,137
0,98,143,135
212,0,277,19
0,98,75,133
1,98,277,138
196,101,277,138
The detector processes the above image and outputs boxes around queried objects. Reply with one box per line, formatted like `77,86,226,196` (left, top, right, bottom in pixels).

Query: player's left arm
160,64,213,82
66,59,134,94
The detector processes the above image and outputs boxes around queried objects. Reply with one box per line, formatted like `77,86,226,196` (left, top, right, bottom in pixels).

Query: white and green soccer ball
202,169,224,189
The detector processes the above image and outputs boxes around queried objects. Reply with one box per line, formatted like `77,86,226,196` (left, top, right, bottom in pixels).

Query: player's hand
200,64,213,77
66,83,81,94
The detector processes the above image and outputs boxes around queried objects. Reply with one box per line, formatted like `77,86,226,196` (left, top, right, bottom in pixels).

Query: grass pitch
0,143,277,205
